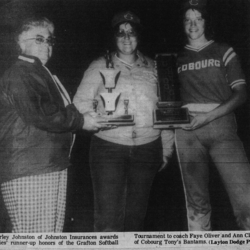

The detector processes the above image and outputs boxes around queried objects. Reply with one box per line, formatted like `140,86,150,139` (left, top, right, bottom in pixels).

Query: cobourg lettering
178,59,220,73
142,240,163,245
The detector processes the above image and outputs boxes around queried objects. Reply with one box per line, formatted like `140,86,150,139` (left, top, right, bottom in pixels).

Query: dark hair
182,7,214,41
110,21,142,51
112,21,142,39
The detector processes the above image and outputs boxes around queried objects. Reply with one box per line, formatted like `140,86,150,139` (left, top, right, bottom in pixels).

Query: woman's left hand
182,113,210,130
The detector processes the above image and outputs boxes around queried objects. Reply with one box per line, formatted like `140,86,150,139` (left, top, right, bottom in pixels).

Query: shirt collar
113,51,148,67
115,53,136,67
185,40,214,52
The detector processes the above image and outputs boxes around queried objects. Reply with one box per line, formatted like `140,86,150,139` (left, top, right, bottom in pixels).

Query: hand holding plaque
153,54,190,129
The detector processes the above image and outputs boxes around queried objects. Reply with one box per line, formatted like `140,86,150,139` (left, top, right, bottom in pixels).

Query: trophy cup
153,53,190,129
94,51,135,126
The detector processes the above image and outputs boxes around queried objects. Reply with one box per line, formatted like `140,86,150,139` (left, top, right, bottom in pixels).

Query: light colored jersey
177,40,246,104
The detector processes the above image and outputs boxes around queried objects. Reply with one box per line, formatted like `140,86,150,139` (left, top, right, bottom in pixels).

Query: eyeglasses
23,36,56,47
115,30,137,38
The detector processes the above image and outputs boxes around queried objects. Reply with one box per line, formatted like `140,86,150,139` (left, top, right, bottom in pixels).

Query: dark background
0,0,250,232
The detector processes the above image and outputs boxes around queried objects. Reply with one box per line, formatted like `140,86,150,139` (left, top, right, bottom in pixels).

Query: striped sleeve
222,46,246,89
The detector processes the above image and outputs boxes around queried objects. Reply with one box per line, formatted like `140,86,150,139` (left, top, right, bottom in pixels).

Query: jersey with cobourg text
177,40,246,104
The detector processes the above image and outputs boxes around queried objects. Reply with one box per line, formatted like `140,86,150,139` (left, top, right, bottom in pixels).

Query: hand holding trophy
93,50,135,126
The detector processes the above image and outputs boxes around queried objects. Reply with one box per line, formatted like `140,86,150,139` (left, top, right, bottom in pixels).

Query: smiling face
184,8,207,45
18,25,54,65
115,23,138,56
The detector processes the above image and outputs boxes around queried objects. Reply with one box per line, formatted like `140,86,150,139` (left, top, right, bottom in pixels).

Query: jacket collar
18,54,43,65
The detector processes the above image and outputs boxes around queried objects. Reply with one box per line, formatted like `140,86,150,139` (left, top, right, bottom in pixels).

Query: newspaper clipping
0,231,250,249
0,0,250,249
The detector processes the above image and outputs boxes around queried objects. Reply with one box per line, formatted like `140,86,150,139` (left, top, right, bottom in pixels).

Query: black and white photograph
0,0,250,248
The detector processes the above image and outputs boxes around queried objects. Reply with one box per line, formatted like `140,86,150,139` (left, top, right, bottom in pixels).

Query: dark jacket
0,55,84,183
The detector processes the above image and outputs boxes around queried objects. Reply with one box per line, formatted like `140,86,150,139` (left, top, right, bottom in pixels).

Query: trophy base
100,115,135,126
153,107,190,129
157,101,183,108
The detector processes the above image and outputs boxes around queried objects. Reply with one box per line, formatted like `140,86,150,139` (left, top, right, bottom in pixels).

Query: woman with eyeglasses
73,11,174,232
0,16,106,233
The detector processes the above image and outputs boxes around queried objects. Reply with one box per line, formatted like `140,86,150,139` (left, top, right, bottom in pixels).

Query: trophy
153,53,190,129
94,51,135,126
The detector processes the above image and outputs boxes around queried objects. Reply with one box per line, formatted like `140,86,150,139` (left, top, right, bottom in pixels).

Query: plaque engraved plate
153,53,189,129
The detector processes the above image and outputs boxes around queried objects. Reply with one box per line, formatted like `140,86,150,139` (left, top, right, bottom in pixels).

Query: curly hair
15,17,54,43
182,7,214,41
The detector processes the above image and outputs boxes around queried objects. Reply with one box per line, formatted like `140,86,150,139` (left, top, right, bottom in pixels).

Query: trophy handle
115,93,121,110
105,50,114,69
115,71,121,86
100,72,106,86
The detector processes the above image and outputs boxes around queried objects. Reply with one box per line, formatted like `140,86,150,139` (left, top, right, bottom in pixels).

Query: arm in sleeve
210,45,248,117
222,46,246,88
5,69,84,133
73,60,104,114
